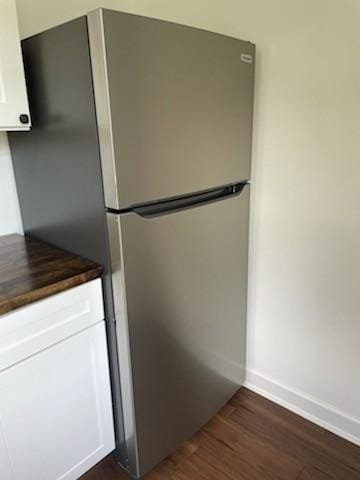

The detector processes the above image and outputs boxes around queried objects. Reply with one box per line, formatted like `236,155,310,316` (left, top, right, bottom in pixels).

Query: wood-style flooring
80,387,360,480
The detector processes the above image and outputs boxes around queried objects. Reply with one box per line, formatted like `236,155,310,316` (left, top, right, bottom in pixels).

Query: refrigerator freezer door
88,9,255,210
107,186,250,476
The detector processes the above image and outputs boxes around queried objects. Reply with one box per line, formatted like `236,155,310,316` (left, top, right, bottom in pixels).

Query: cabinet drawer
0,279,104,372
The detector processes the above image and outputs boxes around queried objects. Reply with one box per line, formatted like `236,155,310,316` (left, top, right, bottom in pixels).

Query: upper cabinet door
88,9,255,210
0,0,30,130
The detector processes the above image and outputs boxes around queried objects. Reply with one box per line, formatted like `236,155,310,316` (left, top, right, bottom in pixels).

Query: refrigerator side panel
106,214,140,477
93,8,255,209
7,17,127,467
87,13,139,476
117,187,250,475
87,9,119,210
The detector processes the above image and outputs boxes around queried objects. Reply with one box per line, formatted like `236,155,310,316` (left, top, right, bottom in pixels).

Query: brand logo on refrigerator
240,54,253,64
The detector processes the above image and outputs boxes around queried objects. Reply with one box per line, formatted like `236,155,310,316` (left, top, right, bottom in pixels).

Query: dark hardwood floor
80,388,360,480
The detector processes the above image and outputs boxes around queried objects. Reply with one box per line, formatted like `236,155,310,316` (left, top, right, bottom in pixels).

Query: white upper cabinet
0,0,30,130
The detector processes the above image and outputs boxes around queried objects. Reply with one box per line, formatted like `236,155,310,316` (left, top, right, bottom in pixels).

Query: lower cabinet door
0,322,115,480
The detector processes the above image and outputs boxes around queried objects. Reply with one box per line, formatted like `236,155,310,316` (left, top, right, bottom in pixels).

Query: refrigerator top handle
107,182,248,218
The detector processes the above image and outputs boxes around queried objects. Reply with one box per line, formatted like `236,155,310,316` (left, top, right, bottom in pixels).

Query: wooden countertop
0,234,103,316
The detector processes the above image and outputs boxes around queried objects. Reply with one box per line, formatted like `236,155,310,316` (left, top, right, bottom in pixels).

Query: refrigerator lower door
107,186,250,477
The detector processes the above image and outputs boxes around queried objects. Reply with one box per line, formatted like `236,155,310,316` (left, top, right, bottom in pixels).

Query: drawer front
0,279,104,372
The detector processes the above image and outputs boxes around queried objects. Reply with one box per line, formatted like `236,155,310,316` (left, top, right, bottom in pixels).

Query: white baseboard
244,368,360,446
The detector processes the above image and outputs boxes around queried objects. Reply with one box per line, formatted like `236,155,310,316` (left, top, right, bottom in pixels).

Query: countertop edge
0,266,103,317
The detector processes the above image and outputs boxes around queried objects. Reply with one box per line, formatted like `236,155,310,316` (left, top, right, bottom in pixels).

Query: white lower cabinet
0,280,115,480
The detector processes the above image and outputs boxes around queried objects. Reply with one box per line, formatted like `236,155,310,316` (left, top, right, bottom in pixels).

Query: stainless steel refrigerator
9,9,255,478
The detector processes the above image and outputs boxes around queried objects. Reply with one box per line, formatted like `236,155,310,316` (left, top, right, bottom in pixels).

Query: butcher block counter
0,233,103,315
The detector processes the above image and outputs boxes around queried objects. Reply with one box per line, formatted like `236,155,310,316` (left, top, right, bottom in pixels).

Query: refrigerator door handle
107,182,247,218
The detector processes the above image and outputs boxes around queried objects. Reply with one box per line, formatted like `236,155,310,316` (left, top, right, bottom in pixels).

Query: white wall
4,0,360,443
